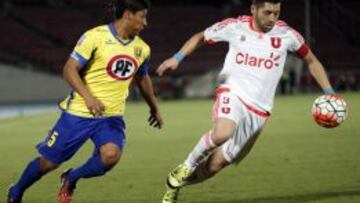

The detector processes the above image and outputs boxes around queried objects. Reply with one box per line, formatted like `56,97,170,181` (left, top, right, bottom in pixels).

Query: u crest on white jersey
270,37,282,49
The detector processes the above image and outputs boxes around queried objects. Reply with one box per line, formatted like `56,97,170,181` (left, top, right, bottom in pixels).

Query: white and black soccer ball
312,95,347,128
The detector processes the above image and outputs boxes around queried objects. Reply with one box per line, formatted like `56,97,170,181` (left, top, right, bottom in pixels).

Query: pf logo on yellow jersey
107,55,138,80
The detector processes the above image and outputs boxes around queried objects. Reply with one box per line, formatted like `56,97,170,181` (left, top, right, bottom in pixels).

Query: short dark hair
252,0,281,7
114,0,150,18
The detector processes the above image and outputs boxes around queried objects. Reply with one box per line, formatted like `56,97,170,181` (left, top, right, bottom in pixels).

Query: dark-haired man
7,0,162,202
157,0,335,202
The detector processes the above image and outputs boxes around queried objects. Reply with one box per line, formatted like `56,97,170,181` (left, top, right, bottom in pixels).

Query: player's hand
84,96,105,117
148,110,163,129
156,57,180,76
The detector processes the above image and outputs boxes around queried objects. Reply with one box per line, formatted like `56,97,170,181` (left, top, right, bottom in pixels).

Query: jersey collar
249,17,265,38
108,22,135,46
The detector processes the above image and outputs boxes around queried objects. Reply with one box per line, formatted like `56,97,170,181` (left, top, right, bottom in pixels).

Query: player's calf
183,131,217,169
207,148,231,174
183,123,234,170
185,149,231,186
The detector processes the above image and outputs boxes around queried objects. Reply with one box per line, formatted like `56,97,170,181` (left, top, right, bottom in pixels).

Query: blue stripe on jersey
71,51,88,66
108,22,135,46
66,90,75,110
136,59,149,76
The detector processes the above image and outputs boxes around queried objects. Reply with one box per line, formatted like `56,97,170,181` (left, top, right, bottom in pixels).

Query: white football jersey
204,16,309,112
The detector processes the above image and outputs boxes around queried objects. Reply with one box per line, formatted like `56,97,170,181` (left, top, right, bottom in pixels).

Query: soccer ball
312,94,347,128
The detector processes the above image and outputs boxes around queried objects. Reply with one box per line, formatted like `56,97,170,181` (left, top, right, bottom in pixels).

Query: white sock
184,131,217,169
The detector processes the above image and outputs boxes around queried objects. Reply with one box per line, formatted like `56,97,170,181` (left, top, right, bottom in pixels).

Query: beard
254,14,275,33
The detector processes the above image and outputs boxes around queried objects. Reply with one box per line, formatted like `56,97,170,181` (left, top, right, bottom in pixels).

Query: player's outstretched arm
156,31,206,76
134,74,163,129
63,57,105,116
303,50,335,94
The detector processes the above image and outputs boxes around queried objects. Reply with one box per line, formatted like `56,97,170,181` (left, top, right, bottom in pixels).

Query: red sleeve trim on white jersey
237,15,252,22
296,44,310,58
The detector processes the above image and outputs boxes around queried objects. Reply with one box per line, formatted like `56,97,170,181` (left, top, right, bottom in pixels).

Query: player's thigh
221,109,268,164
212,118,237,145
212,91,243,144
91,116,126,155
36,112,95,164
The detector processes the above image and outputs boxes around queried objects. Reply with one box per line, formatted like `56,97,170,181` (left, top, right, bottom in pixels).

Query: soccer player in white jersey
156,0,337,202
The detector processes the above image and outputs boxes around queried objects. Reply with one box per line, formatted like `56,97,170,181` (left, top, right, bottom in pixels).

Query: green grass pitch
1,93,359,203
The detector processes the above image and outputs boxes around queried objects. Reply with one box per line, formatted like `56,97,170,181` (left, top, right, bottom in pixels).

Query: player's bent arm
303,50,335,94
156,31,206,76
134,74,163,128
63,57,93,99
134,74,160,112
63,57,105,116
176,31,206,60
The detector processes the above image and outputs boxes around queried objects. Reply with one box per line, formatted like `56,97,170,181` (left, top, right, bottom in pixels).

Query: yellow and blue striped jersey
59,23,151,117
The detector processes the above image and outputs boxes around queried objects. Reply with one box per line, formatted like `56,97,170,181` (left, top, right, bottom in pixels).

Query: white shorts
212,87,270,163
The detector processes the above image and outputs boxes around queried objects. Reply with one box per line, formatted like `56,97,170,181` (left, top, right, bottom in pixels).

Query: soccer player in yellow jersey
7,0,162,203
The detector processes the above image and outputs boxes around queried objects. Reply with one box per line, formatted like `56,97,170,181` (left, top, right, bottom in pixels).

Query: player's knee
212,119,237,145
100,143,122,167
212,130,234,145
100,148,121,168
39,157,60,172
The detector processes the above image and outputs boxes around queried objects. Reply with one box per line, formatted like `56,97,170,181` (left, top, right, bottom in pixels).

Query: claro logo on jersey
106,55,138,80
236,52,280,69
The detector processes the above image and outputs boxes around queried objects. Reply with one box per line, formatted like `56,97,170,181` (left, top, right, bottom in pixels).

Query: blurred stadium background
0,0,360,202
0,0,359,107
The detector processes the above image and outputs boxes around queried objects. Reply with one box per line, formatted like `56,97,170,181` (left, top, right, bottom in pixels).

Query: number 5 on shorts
47,131,59,147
